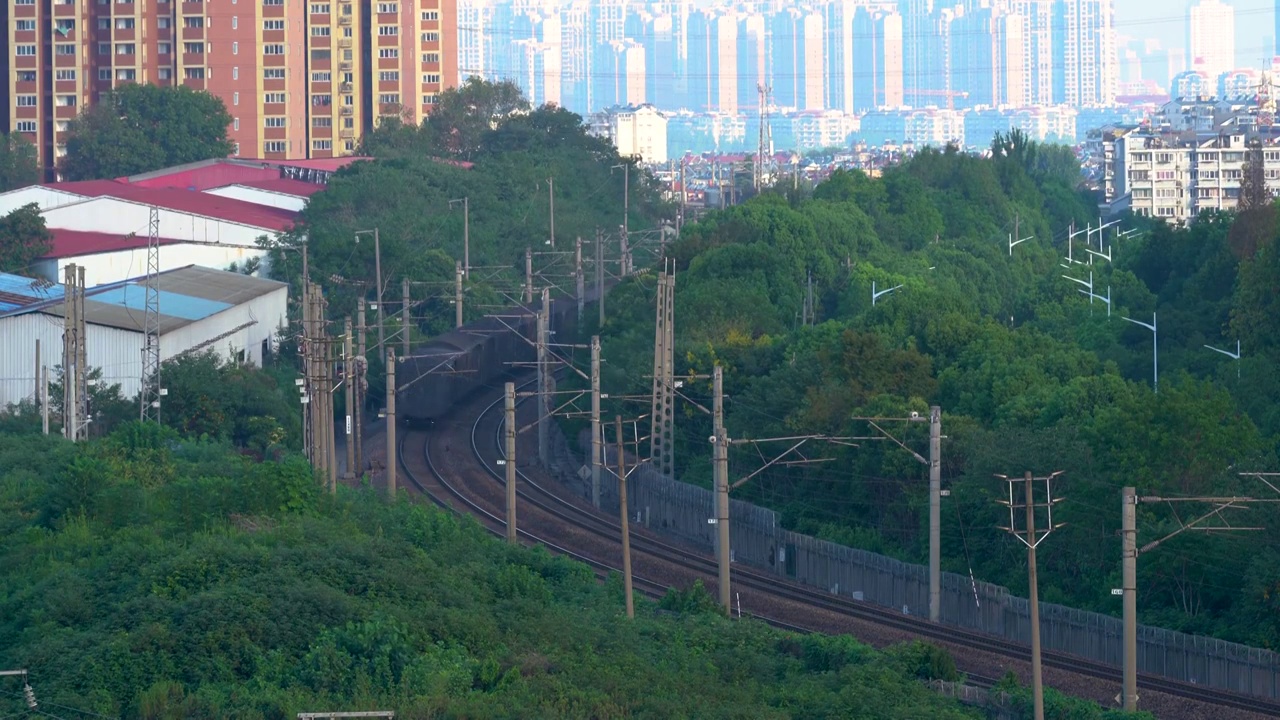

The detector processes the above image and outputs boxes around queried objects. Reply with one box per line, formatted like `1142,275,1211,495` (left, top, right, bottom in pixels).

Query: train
397,289,596,428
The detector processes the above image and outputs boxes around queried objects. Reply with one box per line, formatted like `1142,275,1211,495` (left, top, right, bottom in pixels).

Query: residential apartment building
4,0,456,176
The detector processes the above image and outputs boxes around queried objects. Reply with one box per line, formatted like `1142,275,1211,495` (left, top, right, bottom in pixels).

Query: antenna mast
755,83,773,190
141,205,161,421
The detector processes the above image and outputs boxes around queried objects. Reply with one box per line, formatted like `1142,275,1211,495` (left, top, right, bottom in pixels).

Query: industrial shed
0,266,288,408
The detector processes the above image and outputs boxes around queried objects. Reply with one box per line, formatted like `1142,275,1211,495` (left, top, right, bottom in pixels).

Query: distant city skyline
1116,0,1268,67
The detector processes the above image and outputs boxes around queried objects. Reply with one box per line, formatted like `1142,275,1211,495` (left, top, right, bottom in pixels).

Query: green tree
59,85,234,181
0,132,41,191
0,203,52,274
361,77,530,161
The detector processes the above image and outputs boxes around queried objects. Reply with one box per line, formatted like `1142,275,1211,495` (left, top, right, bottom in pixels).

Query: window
184,42,203,54
116,17,136,29
345,140,355,151
97,18,110,29
314,140,332,151
263,19,284,30
13,0,34,5
158,17,171,28
232,41,238,54
266,116,286,127
264,141,287,153
15,19,36,30
422,31,439,42
232,16,238,29
16,45,36,56
312,94,332,105
232,66,239,79
312,116,331,127
378,48,398,58
97,67,112,80
265,92,286,103
421,10,437,20
1155,187,1177,198
16,121,37,133
16,71,37,82
309,3,329,12
233,91,239,105
233,118,240,131
379,93,399,104
343,26,353,37
16,95,38,107
311,26,330,36
56,69,76,80
56,95,77,107
312,49,332,61
185,68,205,79
116,43,136,54
56,44,76,56
1156,153,1172,164
343,117,354,128
379,71,399,81
312,71,332,82
377,2,397,11
378,25,398,35
422,52,439,63
117,68,136,80
264,44,284,54
264,68,285,79
55,19,74,32
423,73,440,84
1154,170,1174,181
158,68,172,80
263,0,283,5
424,93,437,105
158,42,172,54
55,121,69,132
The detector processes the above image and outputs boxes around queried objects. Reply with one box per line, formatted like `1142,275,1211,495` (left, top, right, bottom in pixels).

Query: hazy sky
1116,0,1273,65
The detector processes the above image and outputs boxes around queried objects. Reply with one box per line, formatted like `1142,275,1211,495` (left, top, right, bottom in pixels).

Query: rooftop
44,181,298,231
45,229,187,259
0,273,62,313
1,265,287,334
231,178,327,197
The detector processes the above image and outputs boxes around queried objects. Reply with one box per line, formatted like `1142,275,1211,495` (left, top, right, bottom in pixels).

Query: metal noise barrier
546,426,1280,700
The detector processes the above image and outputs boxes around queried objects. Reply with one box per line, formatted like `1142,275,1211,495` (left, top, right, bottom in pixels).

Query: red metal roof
44,229,187,259
249,156,373,172
45,181,298,231
232,178,326,197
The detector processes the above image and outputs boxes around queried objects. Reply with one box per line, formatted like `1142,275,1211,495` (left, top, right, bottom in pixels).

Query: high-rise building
770,8,823,112
852,7,904,111
1010,0,1055,105
5,0,457,177
737,13,766,112
826,0,857,113
1056,0,1116,105
1188,0,1235,82
687,9,737,114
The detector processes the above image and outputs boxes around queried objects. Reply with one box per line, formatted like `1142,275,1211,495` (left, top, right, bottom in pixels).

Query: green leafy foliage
0,428,985,719
0,203,52,274
59,84,234,181
588,137,1280,649
0,132,41,191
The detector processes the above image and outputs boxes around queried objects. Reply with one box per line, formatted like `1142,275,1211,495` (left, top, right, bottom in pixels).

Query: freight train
397,289,595,428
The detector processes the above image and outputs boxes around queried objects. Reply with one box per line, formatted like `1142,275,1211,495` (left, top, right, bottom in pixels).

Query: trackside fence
543,427,1280,700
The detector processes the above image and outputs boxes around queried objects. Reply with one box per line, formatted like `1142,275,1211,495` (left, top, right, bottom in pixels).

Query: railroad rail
398,376,1280,718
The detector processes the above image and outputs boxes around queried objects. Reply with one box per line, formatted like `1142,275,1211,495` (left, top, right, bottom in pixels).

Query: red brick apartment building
3,0,457,176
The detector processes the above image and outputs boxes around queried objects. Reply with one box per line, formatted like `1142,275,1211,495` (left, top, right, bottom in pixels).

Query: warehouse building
0,266,287,409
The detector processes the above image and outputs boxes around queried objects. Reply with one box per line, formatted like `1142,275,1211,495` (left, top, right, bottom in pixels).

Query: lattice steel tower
140,206,161,421
649,259,675,478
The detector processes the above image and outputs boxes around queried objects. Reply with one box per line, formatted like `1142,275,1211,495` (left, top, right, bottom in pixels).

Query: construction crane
911,89,970,112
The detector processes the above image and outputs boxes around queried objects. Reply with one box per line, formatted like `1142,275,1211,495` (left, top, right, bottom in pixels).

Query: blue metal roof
88,283,232,321
0,273,62,313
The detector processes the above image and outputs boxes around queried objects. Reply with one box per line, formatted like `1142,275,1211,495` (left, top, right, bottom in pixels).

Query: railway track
400,376,1280,718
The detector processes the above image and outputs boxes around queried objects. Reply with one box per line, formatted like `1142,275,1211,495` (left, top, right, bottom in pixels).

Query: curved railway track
399,376,1280,719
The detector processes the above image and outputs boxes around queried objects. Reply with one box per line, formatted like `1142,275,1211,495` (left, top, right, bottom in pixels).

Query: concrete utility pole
504,381,518,543
679,158,687,237
590,335,602,508
455,261,464,328
524,246,534,304
713,365,731,613
616,414,634,618
326,319,337,492
575,237,584,325
344,317,355,481
929,405,941,623
76,265,86,436
355,298,366,476
62,265,76,441
537,288,550,465
997,471,1064,720
595,228,605,326
401,277,411,358
1121,486,1138,712
619,226,631,277
41,365,49,435
548,176,555,249
385,348,396,499
33,339,39,404
355,229,384,355
449,197,470,280
649,261,675,479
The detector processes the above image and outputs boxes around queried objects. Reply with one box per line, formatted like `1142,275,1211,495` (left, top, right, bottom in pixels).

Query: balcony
340,106,353,116
338,38,352,48
340,82,352,93
339,15,351,24
181,27,204,40
340,129,354,138
339,61,351,71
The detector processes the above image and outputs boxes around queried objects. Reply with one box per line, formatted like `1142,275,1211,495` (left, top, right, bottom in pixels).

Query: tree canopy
578,138,1280,650
58,84,234,181
0,203,52,274
0,132,40,190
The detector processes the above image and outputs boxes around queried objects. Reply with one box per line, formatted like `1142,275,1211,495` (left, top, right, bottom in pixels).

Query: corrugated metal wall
547,422,1280,700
